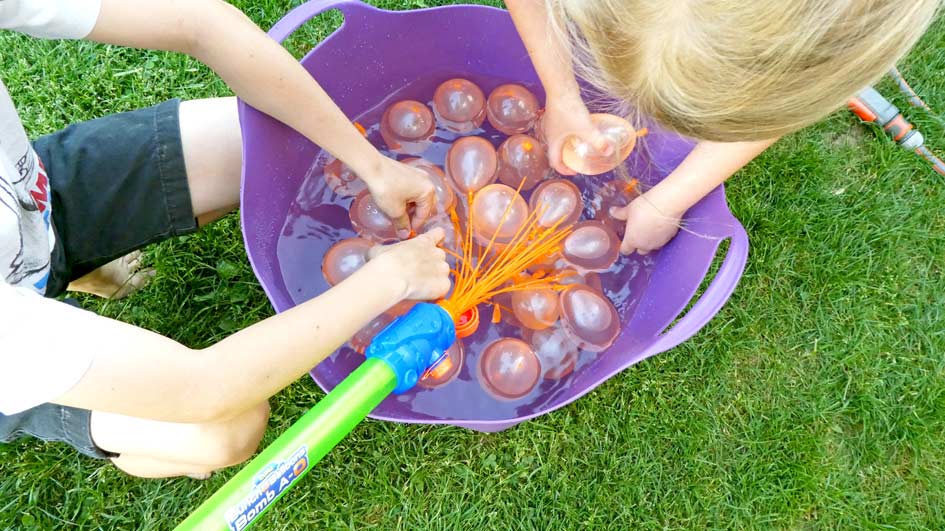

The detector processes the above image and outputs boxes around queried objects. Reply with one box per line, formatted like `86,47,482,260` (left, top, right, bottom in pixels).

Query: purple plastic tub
239,0,749,432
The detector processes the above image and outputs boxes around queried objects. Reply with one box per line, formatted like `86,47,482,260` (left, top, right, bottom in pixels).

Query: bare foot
67,251,156,299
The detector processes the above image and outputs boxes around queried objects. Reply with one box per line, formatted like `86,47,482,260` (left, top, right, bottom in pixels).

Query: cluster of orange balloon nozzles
322,78,642,400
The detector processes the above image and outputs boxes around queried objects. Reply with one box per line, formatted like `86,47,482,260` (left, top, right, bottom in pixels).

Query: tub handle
645,219,750,356
267,0,371,44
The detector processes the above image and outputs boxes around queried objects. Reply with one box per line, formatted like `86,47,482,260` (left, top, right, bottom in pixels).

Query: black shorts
0,99,198,459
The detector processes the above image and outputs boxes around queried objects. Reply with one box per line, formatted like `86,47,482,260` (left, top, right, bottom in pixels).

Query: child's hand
361,157,437,239
609,193,685,255
541,93,609,175
367,228,451,301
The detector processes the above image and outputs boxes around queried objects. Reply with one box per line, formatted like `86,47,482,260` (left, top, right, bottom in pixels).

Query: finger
392,212,411,239
609,205,629,221
547,139,577,176
619,231,636,255
367,243,393,259
637,248,650,256
411,189,436,230
419,226,446,245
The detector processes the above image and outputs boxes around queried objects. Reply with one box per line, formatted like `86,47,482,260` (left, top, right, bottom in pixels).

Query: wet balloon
562,221,620,272
477,337,541,400
561,114,638,175
380,100,435,154
511,287,560,330
446,136,498,194
323,158,365,198
349,190,399,242
470,184,528,245
432,78,486,133
322,237,373,286
530,326,579,380
418,341,465,389
486,84,540,135
496,134,550,191
528,178,583,229
559,285,620,352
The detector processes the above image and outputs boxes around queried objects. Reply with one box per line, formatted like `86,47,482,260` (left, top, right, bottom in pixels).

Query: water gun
175,303,456,531
848,71,945,177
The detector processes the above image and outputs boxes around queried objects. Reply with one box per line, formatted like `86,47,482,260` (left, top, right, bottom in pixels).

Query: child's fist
363,158,436,239
367,228,451,301
609,193,684,255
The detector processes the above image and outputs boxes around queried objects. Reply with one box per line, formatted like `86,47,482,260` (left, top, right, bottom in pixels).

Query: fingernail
397,229,410,239
609,207,619,217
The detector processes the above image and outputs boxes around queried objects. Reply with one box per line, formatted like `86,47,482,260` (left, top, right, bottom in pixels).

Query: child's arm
611,139,777,255
88,0,434,234
52,231,450,423
505,0,603,175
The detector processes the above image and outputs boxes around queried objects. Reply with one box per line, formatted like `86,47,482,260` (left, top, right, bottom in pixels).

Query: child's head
547,0,941,141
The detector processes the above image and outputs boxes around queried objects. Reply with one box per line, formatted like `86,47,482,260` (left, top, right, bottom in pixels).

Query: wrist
346,148,387,186
360,254,409,304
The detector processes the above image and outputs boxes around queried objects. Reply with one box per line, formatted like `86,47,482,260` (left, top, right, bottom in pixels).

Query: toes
110,268,156,300
124,250,143,272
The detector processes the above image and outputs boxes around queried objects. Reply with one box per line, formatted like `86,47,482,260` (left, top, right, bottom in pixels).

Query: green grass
2,1,945,529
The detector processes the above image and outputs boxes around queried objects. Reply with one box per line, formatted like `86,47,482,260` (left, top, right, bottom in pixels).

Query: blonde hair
546,0,941,141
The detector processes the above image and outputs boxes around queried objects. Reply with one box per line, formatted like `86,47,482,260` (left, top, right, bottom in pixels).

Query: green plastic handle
176,358,396,531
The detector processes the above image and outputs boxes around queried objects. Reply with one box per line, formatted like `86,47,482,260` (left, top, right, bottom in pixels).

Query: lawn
2,1,945,529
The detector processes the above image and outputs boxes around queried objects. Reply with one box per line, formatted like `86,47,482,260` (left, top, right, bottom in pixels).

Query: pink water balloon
470,184,528,246
486,84,540,135
593,178,641,238
380,100,435,155
446,136,498,194
418,341,465,389
562,221,620,272
528,178,583,229
530,326,579,380
432,78,486,133
511,287,560,330
403,157,455,214
477,337,541,400
349,190,399,242
322,237,373,286
561,114,639,175
559,285,620,352
496,134,551,191
557,269,604,294
323,158,365,198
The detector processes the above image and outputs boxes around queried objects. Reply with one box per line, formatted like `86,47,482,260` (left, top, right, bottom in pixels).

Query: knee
204,401,270,469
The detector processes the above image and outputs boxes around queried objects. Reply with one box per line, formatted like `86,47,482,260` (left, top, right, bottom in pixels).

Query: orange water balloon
486,84,540,135
561,114,641,175
530,326,579,380
511,287,560,330
323,158,365,198
380,100,435,155
402,158,455,214
559,285,620,352
470,184,528,246
593,178,641,238
322,237,373,286
446,136,498,194
432,78,486,133
562,221,620,272
478,337,541,400
418,341,465,389
528,178,583,229
349,190,399,242
496,134,551,191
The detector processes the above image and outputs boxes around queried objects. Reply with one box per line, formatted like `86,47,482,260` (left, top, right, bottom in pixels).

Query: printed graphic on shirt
0,147,53,291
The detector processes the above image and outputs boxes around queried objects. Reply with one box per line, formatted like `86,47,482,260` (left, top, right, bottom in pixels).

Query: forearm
506,0,581,101
56,262,404,422
89,0,385,180
648,139,777,212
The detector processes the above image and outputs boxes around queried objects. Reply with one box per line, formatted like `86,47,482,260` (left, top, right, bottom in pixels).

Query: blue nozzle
365,303,456,393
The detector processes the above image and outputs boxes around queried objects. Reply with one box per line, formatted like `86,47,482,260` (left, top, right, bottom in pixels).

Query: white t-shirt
0,0,103,415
